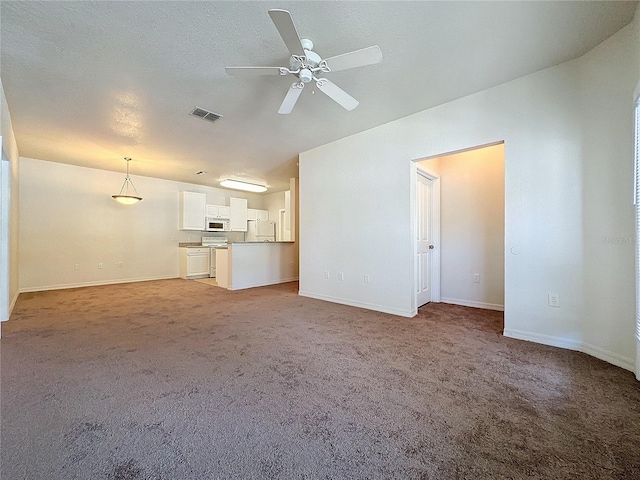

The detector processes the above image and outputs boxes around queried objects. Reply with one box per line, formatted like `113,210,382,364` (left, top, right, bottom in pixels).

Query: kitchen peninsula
216,242,298,290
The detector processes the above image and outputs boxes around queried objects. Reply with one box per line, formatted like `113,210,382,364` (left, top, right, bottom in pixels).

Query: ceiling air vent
190,107,222,123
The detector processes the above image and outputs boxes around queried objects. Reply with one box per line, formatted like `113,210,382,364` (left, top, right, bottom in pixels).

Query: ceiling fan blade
268,9,306,57
323,45,383,72
225,66,285,76
315,78,359,111
278,82,304,115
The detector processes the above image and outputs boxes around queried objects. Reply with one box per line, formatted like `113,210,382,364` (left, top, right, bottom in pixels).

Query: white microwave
205,218,230,232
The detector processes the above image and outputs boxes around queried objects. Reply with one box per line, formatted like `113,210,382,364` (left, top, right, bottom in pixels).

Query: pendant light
112,157,142,204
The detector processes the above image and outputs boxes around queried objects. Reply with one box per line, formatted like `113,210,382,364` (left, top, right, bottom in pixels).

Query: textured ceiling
1,1,637,192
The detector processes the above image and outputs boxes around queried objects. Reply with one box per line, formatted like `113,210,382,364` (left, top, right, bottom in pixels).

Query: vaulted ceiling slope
1,1,637,192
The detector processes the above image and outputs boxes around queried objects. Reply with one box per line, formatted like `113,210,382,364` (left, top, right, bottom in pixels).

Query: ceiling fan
226,9,383,114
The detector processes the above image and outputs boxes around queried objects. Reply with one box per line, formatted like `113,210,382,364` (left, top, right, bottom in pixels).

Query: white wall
0,77,20,325
421,144,505,310
300,61,582,318
579,18,639,369
19,157,264,291
637,3,640,79
290,177,298,242
300,18,639,370
228,243,298,290
636,2,640,381
0,147,9,323
9,147,19,310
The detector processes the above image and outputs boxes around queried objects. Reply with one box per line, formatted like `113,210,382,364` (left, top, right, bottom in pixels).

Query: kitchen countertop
179,241,294,247
230,241,295,244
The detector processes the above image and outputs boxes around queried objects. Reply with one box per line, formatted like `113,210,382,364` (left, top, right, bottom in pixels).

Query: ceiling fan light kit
112,157,142,205
220,179,268,193
226,9,382,115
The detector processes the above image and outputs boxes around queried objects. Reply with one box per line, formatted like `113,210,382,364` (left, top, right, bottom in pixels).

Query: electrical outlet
548,293,560,308
338,272,344,281
74,264,80,271
117,262,124,268
324,270,330,279
364,274,370,283
98,263,104,269
474,274,480,283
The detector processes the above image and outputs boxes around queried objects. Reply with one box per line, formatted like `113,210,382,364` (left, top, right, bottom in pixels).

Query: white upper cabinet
205,204,217,217
229,197,248,231
206,204,230,219
248,208,269,221
180,191,206,230
219,206,230,219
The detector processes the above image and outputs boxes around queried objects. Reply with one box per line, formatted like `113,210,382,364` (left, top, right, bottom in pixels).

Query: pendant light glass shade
112,157,142,204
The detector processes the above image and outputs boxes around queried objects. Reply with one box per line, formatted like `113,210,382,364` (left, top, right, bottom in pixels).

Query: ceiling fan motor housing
304,48,321,67
289,42,321,83
299,68,313,83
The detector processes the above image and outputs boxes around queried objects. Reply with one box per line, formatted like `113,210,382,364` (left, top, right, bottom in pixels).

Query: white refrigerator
246,220,276,241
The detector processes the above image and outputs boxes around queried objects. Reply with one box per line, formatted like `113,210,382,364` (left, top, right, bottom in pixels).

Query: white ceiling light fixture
112,157,142,204
220,179,267,193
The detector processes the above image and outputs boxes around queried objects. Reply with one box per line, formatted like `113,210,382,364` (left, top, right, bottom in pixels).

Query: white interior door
416,172,433,307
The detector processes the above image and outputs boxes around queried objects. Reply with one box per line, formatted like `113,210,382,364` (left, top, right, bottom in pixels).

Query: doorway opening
413,142,505,318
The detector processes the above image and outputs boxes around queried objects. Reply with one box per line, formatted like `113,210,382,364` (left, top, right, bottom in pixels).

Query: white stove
201,237,228,248
201,237,228,277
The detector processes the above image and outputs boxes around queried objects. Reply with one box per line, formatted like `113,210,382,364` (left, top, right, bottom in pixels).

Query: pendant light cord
118,157,140,196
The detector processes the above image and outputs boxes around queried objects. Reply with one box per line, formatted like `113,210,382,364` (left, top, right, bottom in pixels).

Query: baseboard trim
20,275,179,293
2,290,35,337
298,290,416,318
441,297,504,311
228,277,299,291
9,289,19,314
504,328,635,372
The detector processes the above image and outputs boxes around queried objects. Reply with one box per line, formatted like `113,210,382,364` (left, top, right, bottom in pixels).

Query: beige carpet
2,279,639,479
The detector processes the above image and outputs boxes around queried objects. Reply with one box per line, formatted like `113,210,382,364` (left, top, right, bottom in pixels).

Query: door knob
429,245,434,249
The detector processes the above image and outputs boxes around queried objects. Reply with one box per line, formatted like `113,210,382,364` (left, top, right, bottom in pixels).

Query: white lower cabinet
179,247,210,279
